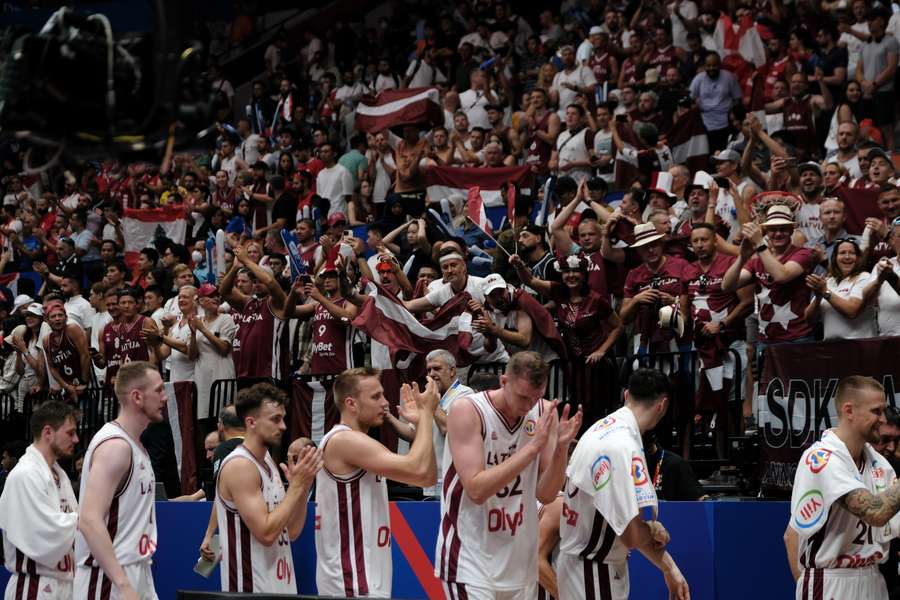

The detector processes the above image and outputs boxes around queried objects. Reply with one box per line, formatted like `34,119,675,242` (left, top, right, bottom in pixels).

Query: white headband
439,252,465,264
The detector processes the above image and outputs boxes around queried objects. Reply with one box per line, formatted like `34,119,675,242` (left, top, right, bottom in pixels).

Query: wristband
755,243,768,254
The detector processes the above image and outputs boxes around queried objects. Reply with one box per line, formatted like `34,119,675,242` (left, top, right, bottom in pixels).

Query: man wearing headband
43,302,91,404
404,243,486,313
722,204,816,368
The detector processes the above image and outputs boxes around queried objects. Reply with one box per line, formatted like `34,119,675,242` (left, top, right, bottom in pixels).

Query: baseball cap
12,294,33,313
711,149,742,163
198,283,218,298
24,303,43,317
868,147,893,164
328,212,348,227
589,25,603,35
798,161,822,176
481,273,508,295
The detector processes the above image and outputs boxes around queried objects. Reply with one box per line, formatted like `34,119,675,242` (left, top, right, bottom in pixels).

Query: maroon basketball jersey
232,296,289,379
46,329,86,386
309,298,353,375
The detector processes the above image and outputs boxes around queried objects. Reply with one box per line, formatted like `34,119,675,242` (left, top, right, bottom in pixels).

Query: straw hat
629,222,666,248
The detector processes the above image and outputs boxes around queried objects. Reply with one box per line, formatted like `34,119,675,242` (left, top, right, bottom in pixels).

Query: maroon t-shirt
232,296,289,379
309,298,353,375
624,256,691,349
744,245,815,342
549,283,614,357
103,316,150,382
585,250,610,299
682,254,745,340
46,329,86,387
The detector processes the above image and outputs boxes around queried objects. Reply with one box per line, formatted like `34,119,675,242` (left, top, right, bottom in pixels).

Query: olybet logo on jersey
591,455,612,491
794,489,825,529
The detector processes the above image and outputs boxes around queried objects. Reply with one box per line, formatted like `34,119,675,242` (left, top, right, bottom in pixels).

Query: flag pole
466,216,512,257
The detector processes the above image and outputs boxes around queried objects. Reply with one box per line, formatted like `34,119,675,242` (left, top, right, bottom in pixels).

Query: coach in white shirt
316,143,354,217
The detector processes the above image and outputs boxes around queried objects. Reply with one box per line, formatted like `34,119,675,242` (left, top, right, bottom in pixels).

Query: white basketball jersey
315,425,392,598
215,445,296,593
435,391,543,590
75,422,157,569
558,476,626,564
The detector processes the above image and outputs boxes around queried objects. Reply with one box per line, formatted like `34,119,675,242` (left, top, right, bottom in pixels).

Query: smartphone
300,274,312,285
342,229,354,241
714,176,730,188
784,157,798,168
615,114,628,123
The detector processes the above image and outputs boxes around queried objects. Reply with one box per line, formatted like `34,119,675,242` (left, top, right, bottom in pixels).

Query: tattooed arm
841,483,900,527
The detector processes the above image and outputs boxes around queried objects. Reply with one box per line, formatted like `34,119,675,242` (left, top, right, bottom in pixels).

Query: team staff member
315,368,440,598
436,352,583,599
560,369,690,600
785,376,900,599
75,361,167,600
0,402,79,600
215,384,321,593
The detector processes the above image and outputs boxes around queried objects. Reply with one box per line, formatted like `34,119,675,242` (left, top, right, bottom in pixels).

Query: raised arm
234,245,287,312
510,254,553,297
219,261,249,310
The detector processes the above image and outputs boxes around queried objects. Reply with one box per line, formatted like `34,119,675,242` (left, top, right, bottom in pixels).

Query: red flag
466,186,492,236
510,289,567,359
354,87,444,132
507,181,516,225
836,185,881,234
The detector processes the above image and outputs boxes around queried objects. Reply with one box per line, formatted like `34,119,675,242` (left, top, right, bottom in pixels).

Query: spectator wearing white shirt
403,46,447,89
60,274,96,336
550,45,597,120
870,224,900,336
209,63,234,101
373,58,401,92
316,143,354,217
236,118,260,166
458,69,498,131
805,239,877,339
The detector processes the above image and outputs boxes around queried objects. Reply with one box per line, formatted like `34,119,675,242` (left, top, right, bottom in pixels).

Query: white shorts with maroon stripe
556,553,628,600
74,563,157,600
795,566,887,600
4,575,70,600
441,581,527,600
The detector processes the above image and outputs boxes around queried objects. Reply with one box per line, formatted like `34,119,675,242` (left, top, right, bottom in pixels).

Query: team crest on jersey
524,419,536,436
592,416,617,432
794,489,826,529
591,455,612,490
805,448,832,473
631,456,648,486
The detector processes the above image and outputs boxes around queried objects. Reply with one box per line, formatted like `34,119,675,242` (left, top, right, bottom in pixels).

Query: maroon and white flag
354,87,444,133
668,106,709,174
466,186,492,236
351,280,485,367
424,165,530,208
123,205,187,272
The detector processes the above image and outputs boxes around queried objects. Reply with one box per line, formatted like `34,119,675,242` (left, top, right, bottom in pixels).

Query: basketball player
215,383,321,593
0,401,79,599
785,376,900,599
92,288,162,385
43,302,91,402
315,368,440,598
220,244,290,380
75,361,166,600
560,368,689,600
436,351,583,599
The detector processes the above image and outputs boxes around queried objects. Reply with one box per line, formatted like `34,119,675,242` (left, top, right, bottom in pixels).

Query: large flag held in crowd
354,87,444,132
667,107,709,174
351,279,485,367
123,205,188,271
424,165,529,208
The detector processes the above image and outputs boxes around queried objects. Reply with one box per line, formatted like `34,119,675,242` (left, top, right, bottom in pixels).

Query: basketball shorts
795,566,887,600
441,581,528,600
4,574,71,600
75,562,157,600
556,553,628,600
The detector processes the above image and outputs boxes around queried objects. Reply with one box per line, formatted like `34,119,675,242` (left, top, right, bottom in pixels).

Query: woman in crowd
348,179,376,226
154,285,199,385
805,238,876,339
869,219,900,336
189,283,237,419
511,252,622,431
9,303,45,408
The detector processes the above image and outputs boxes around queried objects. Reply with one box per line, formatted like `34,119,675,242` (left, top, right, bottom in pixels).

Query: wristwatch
823,290,832,301
755,243,768,254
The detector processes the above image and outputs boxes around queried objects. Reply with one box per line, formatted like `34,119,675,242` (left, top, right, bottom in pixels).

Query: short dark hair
886,405,900,428
144,285,165,298
2,440,27,460
116,286,142,301
627,368,670,404
220,404,244,430
367,224,385,238
140,247,159,264
30,401,79,439
235,383,287,423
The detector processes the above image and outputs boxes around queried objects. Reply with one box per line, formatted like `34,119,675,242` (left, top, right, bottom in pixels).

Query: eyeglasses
832,237,861,250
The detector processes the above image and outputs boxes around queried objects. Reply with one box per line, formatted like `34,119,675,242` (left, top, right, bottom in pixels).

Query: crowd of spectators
2,0,900,500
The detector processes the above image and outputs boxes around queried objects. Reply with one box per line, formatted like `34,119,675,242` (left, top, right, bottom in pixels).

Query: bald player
0,401,80,600
315,368,440,598
75,361,166,600
786,376,900,599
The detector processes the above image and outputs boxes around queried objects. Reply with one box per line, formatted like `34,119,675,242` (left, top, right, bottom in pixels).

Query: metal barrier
469,359,570,402
77,387,119,451
207,377,276,423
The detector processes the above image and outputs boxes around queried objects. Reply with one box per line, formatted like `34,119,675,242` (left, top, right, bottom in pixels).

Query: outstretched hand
556,402,583,450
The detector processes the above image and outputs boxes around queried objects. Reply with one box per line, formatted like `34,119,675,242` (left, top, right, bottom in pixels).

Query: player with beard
315,368,440,597
43,302,92,404
75,361,167,600
785,376,900,599
0,401,79,600
680,225,753,456
215,383,321,593
93,288,162,386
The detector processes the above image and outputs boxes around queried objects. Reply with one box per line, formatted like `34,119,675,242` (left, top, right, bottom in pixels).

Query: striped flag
355,87,444,132
466,186,492,236
424,165,531,208
668,106,709,174
123,205,187,271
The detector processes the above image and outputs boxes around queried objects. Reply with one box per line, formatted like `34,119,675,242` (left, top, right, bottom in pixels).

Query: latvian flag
466,187,492,236
355,87,444,132
668,106,709,174
123,205,188,271
351,280,484,367
424,165,530,208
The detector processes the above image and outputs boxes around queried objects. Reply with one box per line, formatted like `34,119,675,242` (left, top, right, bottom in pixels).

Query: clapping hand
555,402,583,450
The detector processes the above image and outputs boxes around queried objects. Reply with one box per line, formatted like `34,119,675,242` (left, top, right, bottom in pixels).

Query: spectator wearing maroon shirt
511,252,622,430
620,223,691,355
722,205,817,370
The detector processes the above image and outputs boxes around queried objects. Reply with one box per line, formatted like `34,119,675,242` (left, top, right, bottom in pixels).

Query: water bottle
479,56,497,71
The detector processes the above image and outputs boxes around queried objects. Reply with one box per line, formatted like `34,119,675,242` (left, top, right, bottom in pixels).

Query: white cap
658,304,684,337
12,294,33,312
23,303,43,317
589,26,603,35
482,273,508,295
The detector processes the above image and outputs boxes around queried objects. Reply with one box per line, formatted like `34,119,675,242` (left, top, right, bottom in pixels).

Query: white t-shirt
552,66,597,119
458,89,495,131
405,60,447,89
167,319,195,383
64,295,95,333
374,73,399,92
425,275,486,307
876,258,900,336
821,273,876,340
668,1,698,50
316,164,354,217
840,22,870,77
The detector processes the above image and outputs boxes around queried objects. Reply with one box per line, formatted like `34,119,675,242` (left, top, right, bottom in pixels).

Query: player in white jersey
436,351,582,600
559,368,689,600
0,402,79,600
316,367,440,598
785,376,900,600
215,383,321,593
75,361,166,600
